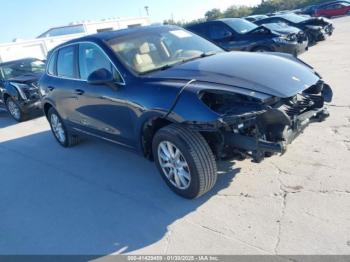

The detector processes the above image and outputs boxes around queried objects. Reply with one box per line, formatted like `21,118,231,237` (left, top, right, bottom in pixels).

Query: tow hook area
223,133,286,163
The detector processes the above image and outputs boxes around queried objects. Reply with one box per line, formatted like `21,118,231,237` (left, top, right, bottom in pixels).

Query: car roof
53,25,182,49
217,18,245,22
187,18,245,27
0,58,40,67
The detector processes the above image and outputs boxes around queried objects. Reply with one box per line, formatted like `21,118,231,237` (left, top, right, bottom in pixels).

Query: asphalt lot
1,16,350,256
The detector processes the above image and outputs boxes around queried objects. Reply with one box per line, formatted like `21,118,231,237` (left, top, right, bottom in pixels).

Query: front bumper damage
188,82,333,163
222,105,329,162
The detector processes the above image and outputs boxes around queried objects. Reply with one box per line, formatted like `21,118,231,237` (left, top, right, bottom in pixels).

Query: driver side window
208,23,232,41
78,43,122,82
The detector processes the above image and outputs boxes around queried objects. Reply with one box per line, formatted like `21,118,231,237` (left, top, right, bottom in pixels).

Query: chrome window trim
46,41,126,85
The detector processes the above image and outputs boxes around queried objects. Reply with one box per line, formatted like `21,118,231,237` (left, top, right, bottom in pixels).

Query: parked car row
252,13,334,45
186,18,309,56
0,24,333,199
186,13,333,57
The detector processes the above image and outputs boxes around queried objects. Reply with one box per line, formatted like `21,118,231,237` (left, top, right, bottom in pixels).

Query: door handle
74,89,85,95
48,86,55,91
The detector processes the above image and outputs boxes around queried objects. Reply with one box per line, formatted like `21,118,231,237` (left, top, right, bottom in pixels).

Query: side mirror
87,68,115,86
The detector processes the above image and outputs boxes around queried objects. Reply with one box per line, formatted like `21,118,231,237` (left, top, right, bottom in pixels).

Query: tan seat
133,42,155,73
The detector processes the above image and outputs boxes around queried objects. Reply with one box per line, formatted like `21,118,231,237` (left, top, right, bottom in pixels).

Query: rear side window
57,46,76,78
208,24,232,40
187,24,207,37
47,51,57,75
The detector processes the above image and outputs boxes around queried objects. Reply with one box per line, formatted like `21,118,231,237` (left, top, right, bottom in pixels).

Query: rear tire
48,107,80,147
5,97,28,122
152,124,217,199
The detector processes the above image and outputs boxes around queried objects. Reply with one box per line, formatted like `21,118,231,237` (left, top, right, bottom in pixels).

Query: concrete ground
0,16,349,256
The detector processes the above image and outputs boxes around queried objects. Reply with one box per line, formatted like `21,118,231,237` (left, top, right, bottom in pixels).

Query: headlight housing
10,82,39,101
273,36,291,44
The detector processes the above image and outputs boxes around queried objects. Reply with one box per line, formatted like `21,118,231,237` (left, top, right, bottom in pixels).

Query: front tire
48,107,80,147
252,46,271,52
152,124,217,199
5,97,27,122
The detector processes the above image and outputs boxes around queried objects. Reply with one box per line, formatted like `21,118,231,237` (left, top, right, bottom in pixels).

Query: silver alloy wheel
7,99,21,120
158,141,191,190
50,113,66,143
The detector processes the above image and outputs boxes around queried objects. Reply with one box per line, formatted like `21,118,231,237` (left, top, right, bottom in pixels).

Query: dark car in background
39,25,332,198
314,2,350,17
255,13,334,45
186,18,308,55
0,58,45,121
247,19,309,47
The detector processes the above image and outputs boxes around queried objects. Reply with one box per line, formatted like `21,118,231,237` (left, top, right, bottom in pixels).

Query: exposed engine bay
197,80,333,162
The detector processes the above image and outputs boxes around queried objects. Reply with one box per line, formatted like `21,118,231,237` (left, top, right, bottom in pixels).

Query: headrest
139,42,150,54
113,43,125,52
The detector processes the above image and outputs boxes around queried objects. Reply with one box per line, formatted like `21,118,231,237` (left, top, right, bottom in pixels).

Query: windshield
1,59,45,80
107,27,223,74
223,19,258,34
280,14,308,23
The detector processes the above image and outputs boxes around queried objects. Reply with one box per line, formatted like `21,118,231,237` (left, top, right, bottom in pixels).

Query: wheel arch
139,114,175,160
3,84,20,101
43,102,54,119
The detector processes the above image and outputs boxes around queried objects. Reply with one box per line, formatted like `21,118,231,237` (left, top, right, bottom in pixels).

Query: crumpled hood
8,73,42,84
262,23,301,35
149,52,319,98
247,25,280,37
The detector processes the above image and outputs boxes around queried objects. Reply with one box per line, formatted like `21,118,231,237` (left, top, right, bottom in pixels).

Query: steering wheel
171,49,184,59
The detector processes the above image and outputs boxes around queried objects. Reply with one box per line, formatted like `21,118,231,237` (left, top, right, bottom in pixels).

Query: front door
73,43,135,148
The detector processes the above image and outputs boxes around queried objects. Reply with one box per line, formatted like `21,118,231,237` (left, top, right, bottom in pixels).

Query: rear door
50,45,83,124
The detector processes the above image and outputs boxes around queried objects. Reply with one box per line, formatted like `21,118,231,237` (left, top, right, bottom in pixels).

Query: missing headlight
199,90,265,115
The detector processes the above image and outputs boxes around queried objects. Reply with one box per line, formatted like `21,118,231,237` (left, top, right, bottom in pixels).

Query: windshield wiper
159,52,218,71
180,51,218,64
139,51,219,75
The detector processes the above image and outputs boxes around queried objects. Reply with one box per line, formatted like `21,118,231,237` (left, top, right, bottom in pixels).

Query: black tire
48,107,80,147
306,33,316,46
252,46,271,52
5,96,28,122
152,124,217,199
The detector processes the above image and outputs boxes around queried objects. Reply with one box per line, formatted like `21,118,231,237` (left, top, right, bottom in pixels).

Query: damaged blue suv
39,25,332,199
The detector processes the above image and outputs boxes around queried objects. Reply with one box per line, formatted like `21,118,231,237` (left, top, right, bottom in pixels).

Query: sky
0,0,261,43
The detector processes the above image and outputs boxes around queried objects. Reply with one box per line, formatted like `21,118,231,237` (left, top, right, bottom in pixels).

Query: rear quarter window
57,46,76,78
47,51,57,76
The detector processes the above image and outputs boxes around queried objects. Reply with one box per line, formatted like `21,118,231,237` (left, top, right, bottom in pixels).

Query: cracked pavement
0,17,350,256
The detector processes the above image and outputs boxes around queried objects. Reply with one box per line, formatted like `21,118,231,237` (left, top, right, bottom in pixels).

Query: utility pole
144,6,149,16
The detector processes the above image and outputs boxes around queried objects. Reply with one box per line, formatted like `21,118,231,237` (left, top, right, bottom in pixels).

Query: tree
223,6,253,17
205,8,223,20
